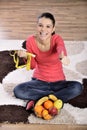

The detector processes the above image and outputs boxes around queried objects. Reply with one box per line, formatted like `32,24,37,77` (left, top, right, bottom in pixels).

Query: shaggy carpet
0,105,30,123
0,104,76,124
0,83,77,124
0,40,87,124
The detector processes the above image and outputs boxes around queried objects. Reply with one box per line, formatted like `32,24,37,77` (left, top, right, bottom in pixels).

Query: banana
48,94,58,101
35,96,49,106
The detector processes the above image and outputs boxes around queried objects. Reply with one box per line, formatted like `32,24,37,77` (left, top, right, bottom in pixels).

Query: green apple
54,99,63,110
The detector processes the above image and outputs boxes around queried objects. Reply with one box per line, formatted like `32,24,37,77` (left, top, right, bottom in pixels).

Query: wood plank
0,124,87,130
0,0,87,40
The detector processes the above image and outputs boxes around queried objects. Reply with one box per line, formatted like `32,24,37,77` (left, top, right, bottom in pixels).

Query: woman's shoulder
26,35,37,50
52,34,64,41
26,35,35,41
52,34,63,38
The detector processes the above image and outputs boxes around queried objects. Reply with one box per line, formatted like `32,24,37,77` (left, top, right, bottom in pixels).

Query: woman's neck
35,35,51,51
38,36,50,44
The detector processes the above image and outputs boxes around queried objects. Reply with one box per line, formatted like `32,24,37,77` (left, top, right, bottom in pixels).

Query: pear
54,99,63,110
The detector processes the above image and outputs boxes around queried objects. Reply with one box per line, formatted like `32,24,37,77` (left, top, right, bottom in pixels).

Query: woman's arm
60,51,70,65
56,35,70,65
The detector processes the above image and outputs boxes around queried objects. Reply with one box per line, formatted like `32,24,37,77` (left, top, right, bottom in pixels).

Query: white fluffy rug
0,82,87,124
0,40,87,124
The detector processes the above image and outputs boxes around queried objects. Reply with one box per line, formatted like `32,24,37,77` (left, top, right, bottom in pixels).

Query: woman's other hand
17,50,27,58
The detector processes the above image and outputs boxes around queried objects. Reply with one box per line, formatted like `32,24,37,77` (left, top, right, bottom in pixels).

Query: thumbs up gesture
60,51,70,65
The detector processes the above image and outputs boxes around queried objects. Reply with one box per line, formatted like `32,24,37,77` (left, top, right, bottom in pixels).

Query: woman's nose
41,26,46,31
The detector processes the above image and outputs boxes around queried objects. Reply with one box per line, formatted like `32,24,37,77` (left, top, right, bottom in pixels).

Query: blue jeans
13,78,83,103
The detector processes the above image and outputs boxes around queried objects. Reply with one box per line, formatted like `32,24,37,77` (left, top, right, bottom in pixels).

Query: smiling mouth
40,32,48,37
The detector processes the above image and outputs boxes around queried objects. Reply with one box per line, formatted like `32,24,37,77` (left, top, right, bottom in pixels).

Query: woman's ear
52,26,55,33
52,27,55,35
52,27,55,34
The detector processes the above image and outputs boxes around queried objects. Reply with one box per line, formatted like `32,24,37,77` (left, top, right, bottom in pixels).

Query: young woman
14,12,83,110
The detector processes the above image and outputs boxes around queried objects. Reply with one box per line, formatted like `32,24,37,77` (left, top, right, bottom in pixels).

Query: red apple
48,107,58,116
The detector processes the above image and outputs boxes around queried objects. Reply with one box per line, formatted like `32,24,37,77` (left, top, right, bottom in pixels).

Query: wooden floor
0,0,87,40
0,124,87,130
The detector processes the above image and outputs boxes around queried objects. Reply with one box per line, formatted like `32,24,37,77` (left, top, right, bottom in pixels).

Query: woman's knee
13,84,24,98
73,81,83,95
13,86,19,98
13,82,28,97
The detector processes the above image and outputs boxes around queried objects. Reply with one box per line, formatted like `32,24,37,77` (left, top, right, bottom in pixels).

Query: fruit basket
34,94,63,120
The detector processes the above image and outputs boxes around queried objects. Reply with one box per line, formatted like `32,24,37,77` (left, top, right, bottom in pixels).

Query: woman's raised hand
61,56,70,65
60,51,70,65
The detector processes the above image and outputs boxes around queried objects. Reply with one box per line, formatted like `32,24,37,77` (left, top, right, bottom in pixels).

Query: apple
48,107,58,116
54,99,63,110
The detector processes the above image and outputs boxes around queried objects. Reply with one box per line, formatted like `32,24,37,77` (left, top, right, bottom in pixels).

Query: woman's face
37,17,55,41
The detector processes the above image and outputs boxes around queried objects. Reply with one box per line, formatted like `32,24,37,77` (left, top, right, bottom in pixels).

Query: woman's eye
47,25,50,28
38,24,42,27
38,24,51,28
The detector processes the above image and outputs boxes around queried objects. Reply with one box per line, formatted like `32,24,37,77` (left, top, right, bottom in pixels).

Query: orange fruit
43,113,52,120
42,109,53,120
34,105,44,117
43,100,54,109
42,109,48,118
